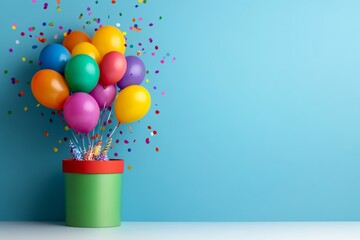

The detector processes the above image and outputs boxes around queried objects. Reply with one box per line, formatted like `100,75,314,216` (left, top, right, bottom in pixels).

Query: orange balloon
62,30,91,52
31,69,70,109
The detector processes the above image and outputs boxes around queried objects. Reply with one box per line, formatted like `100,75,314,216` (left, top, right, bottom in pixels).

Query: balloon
89,83,117,108
114,85,151,123
117,56,146,89
99,51,127,86
92,26,126,58
71,42,101,63
64,54,100,93
63,92,100,134
63,30,91,52
31,69,70,109
39,43,71,73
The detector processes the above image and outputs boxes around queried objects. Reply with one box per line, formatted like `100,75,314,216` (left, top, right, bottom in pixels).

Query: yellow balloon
71,42,101,63
92,26,126,58
114,85,151,123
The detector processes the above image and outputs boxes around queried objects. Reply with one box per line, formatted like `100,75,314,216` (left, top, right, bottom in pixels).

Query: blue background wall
1,0,360,221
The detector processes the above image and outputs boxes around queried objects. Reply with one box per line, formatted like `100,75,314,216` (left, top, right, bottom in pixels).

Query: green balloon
65,54,100,93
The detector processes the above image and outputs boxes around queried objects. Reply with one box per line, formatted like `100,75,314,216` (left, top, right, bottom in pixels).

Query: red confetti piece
147,125,152,129
155,110,160,114
44,131,49,137
155,147,159,152
145,138,150,144
124,140,129,144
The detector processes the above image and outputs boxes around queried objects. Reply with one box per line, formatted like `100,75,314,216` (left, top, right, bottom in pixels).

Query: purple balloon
89,83,117,108
116,56,146,89
63,93,100,134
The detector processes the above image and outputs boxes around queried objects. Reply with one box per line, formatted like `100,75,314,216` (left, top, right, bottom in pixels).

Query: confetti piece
44,131,49,137
127,165,132,170
145,138,150,144
54,147,58,152
64,125,70,131
7,110,12,115
24,106,28,111
155,110,160,114
155,147,159,152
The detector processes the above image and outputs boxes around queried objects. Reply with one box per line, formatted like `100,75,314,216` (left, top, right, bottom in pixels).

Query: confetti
53,147,58,152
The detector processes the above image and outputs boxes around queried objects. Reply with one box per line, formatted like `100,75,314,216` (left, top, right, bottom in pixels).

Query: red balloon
99,51,127,86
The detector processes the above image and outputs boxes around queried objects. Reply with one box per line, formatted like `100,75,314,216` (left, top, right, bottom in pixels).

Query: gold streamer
101,138,112,156
93,140,102,157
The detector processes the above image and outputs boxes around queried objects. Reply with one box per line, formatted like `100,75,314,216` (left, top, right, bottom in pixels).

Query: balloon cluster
31,26,151,160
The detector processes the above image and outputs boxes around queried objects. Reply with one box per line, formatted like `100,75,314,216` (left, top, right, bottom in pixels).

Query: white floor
1,221,360,240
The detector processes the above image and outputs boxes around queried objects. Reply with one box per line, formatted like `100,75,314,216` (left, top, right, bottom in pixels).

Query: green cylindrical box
62,159,124,228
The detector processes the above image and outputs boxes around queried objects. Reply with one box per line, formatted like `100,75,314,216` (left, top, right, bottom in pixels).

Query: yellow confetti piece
64,125,70,131
54,147,59,152
12,25,16,30
122,31,127,36
101,126,105,131
145,78,150,83
21,57,26,62
36,103,40,107
58,139,62,144
56,6,61,11
63,32,68,37
127,165,132,170
24,106,28,111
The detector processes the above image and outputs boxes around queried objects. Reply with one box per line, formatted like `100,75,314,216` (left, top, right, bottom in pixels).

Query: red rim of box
62,159,124,174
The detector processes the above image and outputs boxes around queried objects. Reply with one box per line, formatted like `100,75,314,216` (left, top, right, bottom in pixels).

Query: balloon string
81,134,86,153
107,122,121,141
100,108,113,142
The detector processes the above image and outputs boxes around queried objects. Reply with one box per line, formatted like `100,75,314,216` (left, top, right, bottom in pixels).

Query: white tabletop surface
1,221,360,240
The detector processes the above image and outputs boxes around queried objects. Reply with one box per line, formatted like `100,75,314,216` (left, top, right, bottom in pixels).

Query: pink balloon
99,51,127,86
89,83,117,108
63,92,100,133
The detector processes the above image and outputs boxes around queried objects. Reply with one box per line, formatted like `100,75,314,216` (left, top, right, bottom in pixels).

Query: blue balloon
39,43,71,73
